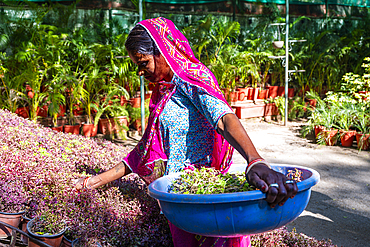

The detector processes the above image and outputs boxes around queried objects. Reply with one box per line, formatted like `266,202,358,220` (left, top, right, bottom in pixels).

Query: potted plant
27,213,67,247
0,179,27,238
0,70,28,116
333,102,357,147
127,98,150,134
47,79,66,132
301,91,328,139
107,104,130,140
270,96,285,122
92,85,130,137
63,68,86,135
353,105,370,151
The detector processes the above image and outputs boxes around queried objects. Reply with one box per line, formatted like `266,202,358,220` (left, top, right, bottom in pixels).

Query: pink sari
123,17,250,247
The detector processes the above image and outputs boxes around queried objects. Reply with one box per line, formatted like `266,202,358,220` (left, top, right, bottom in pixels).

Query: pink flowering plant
0,109,172,246
0,179,27,213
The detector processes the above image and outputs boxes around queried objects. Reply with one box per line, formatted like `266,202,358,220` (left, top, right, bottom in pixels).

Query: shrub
0,109,172,246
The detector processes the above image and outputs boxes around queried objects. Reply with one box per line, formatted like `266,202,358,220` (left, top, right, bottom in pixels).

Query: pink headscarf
123,17,234,184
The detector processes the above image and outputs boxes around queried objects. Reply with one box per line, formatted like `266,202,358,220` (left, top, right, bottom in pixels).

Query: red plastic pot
64,125,80,135
314,125,326,138
322,129,338,146
356,133,370,150
36,105,48,118
57,105,66,117
15,107,29,119
288,88,295,98
267,86,278,98
247,87,255,100
73,105,84,116
130,97,141,108
236,88,249,101
82,123,98,137
98,118,115,135
51,125,64,133
277,86,285,97
258,89,269,99
307,99,317,108
340,130,356,147
229,91,239,102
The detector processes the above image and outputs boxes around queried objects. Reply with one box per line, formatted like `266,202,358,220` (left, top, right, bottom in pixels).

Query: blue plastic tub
148,164,320,237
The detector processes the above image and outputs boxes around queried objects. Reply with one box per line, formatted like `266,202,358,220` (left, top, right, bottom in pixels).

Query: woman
76,17,298,247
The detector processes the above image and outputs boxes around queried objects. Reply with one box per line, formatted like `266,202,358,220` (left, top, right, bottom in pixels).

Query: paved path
116,119,370,247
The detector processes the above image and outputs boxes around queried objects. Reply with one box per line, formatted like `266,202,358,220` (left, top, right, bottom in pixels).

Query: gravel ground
118,118,370,247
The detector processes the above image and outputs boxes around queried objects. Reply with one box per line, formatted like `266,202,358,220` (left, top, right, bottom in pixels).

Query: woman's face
128,51,173,83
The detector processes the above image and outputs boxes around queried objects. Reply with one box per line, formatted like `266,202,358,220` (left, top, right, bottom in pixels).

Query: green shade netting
145,0,369,7
5,0,369,8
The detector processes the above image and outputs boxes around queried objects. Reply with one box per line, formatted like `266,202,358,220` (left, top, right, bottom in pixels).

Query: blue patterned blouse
160,75,234,175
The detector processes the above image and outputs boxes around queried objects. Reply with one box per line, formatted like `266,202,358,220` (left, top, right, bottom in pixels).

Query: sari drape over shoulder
123,17,234,184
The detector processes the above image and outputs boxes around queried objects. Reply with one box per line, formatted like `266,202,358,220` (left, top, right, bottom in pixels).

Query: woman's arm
217,113,298,208
75,161,131,190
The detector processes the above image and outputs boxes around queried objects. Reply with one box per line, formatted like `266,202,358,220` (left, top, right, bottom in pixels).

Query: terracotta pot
267,86,278,98
51,125,64,133
36,105,48,118
15,107,29,118
340,130,356,147
60,236,73,247
277,86,285,97
114,116,129,134
98,118,115,135
82,123,98,137
27,218,66,247
258,89,268,99
264,103,278,116
0,211,24,238
133,117,149,134
322,129,338,146
27,90,35,99
73,105,84,116
20,215,32,244
314,125,326,138
131,97,141,108
356,133,370,150
247,87,256,100
288,88,295,98
237,88,249,101
57,105,66,117
145,92,152,100
120,96,129,106
229,91,239,102
64,124,80,135
307,99,317,108
358,91,369,101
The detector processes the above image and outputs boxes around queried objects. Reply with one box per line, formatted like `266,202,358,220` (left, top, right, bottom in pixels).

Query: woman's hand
73,162,132,191
247,164,298,208
74,177,85,191
73,176,102,190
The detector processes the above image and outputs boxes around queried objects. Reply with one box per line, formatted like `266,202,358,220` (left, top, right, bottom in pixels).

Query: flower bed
0,109,172,246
